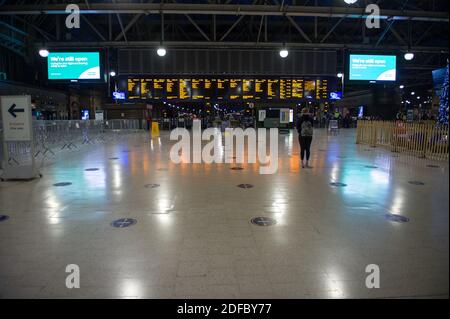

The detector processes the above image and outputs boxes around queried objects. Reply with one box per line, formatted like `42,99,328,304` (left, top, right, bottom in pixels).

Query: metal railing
1,119,146,169
356,120,449,161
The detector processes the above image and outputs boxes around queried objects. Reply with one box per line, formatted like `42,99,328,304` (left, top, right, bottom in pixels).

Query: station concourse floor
0,128,448,299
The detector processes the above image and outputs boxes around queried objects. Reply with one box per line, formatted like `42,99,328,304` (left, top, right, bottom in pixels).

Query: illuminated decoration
438,61,449,125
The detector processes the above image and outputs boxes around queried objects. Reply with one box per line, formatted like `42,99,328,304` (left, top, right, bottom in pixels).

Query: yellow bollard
151,121,159,137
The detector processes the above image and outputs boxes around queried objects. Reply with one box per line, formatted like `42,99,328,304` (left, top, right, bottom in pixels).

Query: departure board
120,76,335,101
304,79,316,100
127,78,141,100
179,79,191,100
242,79,254,100
292,79,304,99
166,79,179,100
267,79,279,100
153,79,166,99
316,78,329,100
192,78,210,100
204,79,212,100
254,79,266,100
216,79,229,100
229,79,242,100
140,79,153,99
279,79,292,100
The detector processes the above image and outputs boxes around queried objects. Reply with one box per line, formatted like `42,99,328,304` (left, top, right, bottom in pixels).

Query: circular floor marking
231,167,244,170
408,181,425,186
385,214,410,223
365,165,378,169
330,182,347,187
237,184,254,189
109,157,119,160
318,149,327,152
85,168,99,171
251,217,277,226
53,182,72,187
111,218,137,228
0,215,10,222
427,165,440,168
144,183,160,189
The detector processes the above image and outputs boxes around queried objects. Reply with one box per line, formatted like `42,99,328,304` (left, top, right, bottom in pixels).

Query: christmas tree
437,61,449,126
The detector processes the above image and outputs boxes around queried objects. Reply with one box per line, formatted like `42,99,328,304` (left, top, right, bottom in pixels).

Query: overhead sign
1,95,33,141
349,54,397,82
48,52,101,80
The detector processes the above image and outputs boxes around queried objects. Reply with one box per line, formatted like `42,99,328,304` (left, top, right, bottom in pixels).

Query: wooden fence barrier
356,120,449,161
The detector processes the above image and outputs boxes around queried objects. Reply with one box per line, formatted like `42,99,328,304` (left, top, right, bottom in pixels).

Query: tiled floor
0,128,448,298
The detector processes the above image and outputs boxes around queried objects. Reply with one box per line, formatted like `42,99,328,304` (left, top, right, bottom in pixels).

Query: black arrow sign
8,104,25,118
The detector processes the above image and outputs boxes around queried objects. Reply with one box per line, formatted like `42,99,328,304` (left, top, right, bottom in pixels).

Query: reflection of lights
370,170,389,185
158,199,174,212
330,164,339,181
390,188,404,215
120,279,143,297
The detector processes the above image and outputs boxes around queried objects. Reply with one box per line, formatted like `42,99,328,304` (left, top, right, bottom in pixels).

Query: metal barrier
0,120,147,169
356,120,449,161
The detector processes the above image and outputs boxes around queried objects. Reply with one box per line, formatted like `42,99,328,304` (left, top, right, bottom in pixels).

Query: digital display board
279,79,292,100
127,78,141,100
254,79,266,100
120,76,336,101
166,79,179,100
292,79,304,99
216,79,229,100
192,78,212,100
48,52,101,80
304,80,316,99
349,54,397,82
242,79,254,100
316,78,329,100
229,79,242,100
267,79,279,100
179,79,191,100
141,79,153,99
153,79,166,99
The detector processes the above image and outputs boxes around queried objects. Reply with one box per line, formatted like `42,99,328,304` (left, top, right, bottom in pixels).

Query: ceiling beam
0,4,448,22
39,40,449,53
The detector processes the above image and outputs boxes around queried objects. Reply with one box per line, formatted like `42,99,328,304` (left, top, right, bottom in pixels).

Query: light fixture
399,85,404,89
279,48,289,58
109,71,116,77
344,0,358,4
39,49,49,58
157,47,167,57
337,73,344,78
404,52,414,61
411,92,415,95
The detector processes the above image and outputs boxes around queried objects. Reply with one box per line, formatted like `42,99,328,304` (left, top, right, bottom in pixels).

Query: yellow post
151,121,160,137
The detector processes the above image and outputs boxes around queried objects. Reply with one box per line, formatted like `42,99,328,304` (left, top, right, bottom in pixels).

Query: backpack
301,120,313,137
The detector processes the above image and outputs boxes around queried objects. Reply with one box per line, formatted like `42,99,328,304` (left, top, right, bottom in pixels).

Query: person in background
296,108,314,168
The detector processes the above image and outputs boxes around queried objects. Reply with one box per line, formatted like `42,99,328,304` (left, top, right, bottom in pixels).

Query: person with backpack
296,108,314,168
